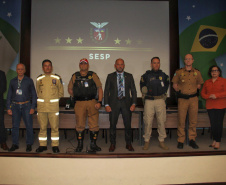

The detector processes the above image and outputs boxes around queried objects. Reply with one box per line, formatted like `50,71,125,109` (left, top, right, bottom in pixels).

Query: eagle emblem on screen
90,22,109,44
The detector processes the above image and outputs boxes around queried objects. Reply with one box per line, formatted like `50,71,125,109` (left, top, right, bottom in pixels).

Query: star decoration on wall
76,37,83,44
125,39,132,45
3,1,6,4
192,5,195,8
186,16,191,21
114,38,121,44
7,12,12,18
66,37,72,44
54,37,61,44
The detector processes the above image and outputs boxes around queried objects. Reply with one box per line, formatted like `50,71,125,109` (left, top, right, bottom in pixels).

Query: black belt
177,92,198,99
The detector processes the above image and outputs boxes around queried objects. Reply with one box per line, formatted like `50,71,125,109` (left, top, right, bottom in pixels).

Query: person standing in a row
36,60,64,153
68,58,103,152
140,57,169,150
104,58,137,152
7,64,37,152
172,54,204,149
201,65,226,149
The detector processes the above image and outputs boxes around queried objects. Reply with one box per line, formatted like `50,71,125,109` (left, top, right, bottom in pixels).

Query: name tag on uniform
16,89,23,95
84,82,89,87
161,81,164,87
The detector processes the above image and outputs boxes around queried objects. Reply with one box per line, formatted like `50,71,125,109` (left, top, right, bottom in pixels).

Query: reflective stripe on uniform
37,99,44,102
39,137,47,141
55,112,59,116
50,99,59,102
50,75,60,80
51,137,59,140
37,75,45,81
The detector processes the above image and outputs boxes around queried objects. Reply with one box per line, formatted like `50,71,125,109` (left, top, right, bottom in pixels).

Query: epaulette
50,74,60,80
37,74,44,78
37,74,45,81
54,73,61,77
88,71,94,75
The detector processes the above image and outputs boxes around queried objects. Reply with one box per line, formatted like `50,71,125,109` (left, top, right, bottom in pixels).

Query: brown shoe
109,144,115,152
126,144,134,151
143,142,149,150
159,141,169,150
1,143,9,150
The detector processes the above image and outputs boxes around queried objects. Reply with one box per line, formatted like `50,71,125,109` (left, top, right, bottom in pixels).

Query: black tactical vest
73,71,97,101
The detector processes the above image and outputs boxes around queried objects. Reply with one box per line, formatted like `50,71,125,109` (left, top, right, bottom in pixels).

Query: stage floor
1,128,226,157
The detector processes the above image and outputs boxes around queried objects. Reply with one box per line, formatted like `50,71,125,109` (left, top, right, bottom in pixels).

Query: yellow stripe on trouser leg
48,112,59,147
37,112,48,146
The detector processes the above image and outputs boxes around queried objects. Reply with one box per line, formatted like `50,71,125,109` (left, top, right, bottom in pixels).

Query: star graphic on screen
220,63,223,67
137,40,143,44
125,39,132,45
54,37,61,44
114,38,121,44
186,16,191,21
192,5,195,8
76,37,83,44
3,1,6,4
66,37,72,44
7,12,12,18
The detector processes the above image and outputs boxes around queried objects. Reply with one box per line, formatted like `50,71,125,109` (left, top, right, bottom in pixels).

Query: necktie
118,74,123,98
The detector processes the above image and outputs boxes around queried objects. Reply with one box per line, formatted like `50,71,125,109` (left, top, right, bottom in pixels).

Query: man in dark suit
104,58,137,152
0,70,8,150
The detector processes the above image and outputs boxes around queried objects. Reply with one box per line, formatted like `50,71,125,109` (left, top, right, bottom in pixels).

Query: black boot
75,130,84,152
90,131,101,151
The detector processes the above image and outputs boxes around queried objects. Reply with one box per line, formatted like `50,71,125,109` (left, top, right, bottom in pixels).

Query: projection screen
31,0,169,97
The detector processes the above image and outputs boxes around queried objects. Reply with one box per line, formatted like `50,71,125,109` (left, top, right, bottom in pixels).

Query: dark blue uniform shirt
6,75,37,109
140,69,169,96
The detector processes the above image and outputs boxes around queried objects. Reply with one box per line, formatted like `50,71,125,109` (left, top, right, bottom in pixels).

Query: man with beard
104,58,137,152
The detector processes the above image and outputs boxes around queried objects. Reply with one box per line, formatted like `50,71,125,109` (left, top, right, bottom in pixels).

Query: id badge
161,81,164,87
16,89,23,95
84,82,89,87
121,87,124,91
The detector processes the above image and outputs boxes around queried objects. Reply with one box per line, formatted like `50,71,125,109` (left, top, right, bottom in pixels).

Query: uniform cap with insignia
80,58,89,64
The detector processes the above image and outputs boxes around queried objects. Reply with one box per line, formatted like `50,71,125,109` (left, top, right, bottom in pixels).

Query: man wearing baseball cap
68,58,103,152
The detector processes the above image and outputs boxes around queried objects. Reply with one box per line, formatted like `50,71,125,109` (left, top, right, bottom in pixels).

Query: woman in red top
201,65,226,149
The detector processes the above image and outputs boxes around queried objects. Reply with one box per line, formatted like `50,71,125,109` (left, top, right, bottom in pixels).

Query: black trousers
109,99,132,145
207,109,225,142
0,98,7,144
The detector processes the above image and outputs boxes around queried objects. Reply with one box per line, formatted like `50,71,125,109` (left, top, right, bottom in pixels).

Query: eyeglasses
184,58,193,61
211,70,219,72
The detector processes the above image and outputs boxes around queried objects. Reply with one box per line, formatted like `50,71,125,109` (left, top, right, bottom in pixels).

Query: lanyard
18,79,23,89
